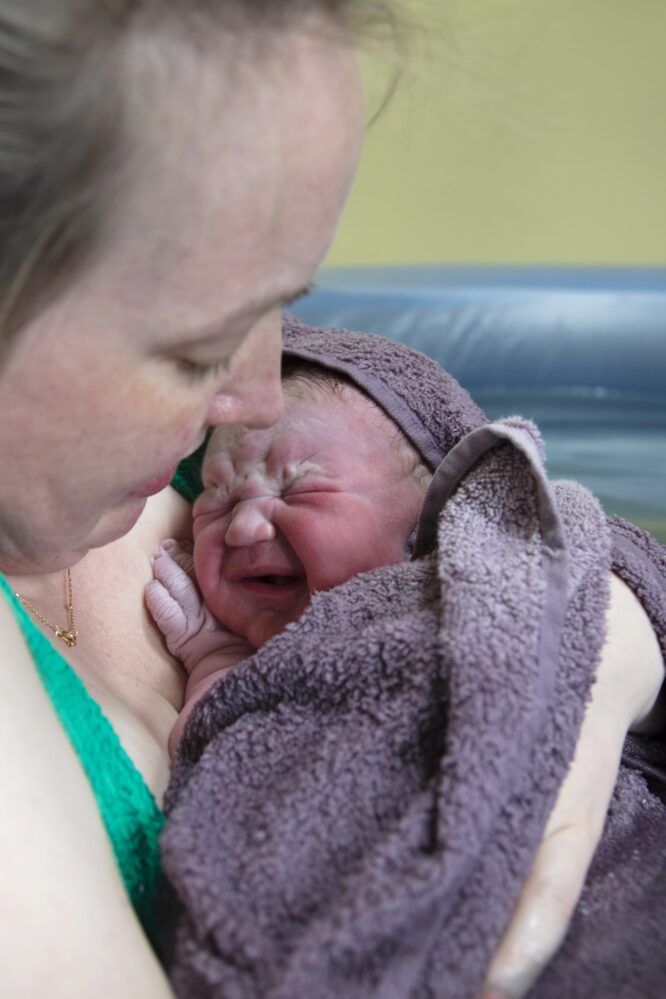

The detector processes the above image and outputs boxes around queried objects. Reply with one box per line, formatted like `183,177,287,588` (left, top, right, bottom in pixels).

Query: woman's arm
0,599,173,998
478,573,664,999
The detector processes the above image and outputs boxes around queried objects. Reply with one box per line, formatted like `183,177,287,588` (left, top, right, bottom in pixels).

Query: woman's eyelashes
175,356,230,381
175,288,314,379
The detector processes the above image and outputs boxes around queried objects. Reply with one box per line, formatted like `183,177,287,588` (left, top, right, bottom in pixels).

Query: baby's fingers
151,546,201,618
145,577,189,650
161,537,195,578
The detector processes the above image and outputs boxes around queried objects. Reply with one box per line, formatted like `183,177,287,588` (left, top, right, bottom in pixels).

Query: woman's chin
45,498,148,569
0,498,149,576
86,497,148,549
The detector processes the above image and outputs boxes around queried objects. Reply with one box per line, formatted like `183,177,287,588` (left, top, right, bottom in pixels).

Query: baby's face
192,384,427,648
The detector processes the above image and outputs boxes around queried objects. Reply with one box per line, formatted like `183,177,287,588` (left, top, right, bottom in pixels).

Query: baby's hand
147,540,255,762
146,539,253,673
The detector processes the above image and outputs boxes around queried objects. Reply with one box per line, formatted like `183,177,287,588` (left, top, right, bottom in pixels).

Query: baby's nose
224,499,276,547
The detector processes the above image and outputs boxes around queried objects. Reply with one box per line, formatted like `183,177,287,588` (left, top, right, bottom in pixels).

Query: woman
0,2,662,997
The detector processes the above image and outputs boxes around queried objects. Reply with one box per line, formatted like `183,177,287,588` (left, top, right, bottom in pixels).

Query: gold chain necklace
14,568,78,647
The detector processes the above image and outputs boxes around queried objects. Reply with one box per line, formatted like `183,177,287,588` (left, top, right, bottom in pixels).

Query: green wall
327,0,666,266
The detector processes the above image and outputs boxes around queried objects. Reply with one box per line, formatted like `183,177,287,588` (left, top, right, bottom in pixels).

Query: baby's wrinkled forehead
202,422,276,488
202,381,382,481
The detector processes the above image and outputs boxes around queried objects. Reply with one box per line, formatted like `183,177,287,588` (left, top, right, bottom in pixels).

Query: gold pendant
56,627,78,648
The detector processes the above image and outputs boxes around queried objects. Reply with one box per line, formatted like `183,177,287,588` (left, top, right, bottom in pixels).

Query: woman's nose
206,311,283,429
225,499,276,548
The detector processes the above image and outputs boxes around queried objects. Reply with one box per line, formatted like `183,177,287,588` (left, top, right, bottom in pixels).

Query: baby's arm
146,541,255,759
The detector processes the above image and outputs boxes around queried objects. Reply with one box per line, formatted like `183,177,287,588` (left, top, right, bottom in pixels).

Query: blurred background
294,0,666,539
327,0,666,267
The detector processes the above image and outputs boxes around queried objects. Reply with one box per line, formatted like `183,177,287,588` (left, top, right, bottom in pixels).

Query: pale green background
327,0,666,266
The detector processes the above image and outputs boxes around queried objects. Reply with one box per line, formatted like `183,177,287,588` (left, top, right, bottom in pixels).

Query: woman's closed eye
174,285,313,382
175,357,231,381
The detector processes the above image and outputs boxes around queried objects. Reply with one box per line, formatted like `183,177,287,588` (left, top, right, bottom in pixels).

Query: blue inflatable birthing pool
294,266,666,541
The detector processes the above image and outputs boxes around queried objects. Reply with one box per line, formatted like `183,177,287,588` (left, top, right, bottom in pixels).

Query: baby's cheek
336,519,411,580
305,521,375,590
192,531,228,618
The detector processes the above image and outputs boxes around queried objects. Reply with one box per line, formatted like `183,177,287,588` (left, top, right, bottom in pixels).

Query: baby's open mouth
237,573,304,595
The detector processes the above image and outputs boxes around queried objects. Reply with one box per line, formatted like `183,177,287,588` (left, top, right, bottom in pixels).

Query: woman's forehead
68,22,363,360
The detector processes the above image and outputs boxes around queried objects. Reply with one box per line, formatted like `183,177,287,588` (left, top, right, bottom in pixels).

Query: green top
0,440,207,935
170,433,207,504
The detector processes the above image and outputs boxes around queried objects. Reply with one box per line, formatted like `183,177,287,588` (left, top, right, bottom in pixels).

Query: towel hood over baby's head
281,315,486,470
162,316,666,999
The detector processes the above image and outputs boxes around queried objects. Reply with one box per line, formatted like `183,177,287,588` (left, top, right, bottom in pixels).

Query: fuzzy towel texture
160,318,666,999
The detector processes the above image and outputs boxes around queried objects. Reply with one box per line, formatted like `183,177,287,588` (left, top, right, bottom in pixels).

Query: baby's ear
404,525,418,560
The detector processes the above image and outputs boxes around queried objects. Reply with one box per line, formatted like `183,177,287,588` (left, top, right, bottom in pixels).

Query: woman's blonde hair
0,0,398,344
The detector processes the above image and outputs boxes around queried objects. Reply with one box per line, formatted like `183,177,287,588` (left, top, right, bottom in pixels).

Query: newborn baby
147,363,431,759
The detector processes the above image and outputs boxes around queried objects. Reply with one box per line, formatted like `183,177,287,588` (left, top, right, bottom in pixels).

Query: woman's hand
477,574,665,999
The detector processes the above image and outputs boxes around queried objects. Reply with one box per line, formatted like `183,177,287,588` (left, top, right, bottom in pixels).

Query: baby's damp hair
281,354,432,494
0,0,402,346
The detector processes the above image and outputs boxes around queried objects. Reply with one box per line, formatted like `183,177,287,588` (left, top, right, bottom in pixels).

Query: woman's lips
128,466,178,498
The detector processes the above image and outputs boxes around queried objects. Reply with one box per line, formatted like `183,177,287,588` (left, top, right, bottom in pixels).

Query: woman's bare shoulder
0,597,173,996
0,485,189,993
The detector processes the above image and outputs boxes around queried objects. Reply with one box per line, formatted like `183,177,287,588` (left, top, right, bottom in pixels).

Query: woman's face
0,20,363,574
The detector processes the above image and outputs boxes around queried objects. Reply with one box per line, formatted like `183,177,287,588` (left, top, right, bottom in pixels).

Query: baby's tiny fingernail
162,538,176,552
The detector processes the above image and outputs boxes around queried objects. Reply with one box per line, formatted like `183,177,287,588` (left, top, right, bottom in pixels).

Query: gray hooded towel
159,318,666,999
